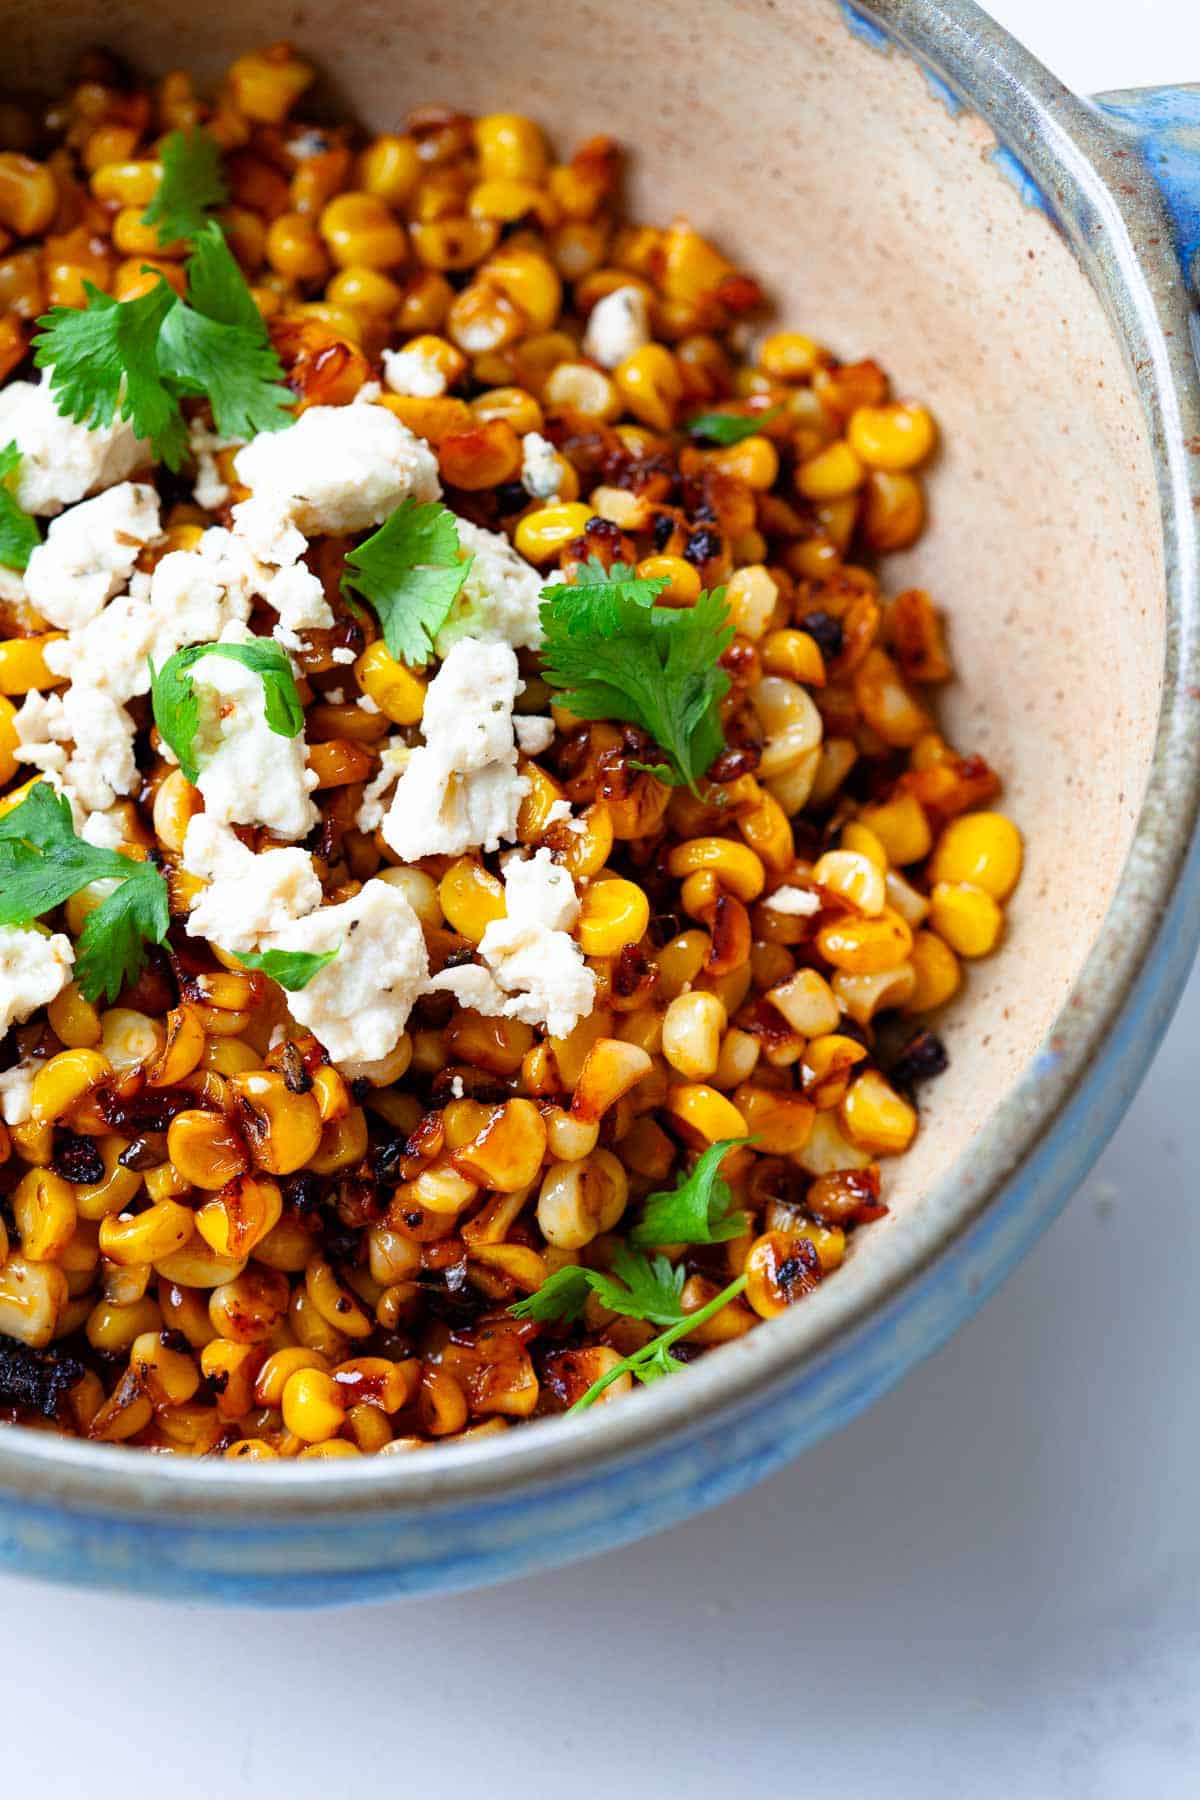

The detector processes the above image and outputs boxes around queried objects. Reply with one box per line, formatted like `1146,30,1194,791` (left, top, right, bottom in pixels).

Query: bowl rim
2,0,1198,1523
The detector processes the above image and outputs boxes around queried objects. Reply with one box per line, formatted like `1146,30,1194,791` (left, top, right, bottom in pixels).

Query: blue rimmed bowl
0,0,1197,1604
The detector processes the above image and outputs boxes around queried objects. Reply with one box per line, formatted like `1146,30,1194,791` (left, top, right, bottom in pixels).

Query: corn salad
0,43,1022,1456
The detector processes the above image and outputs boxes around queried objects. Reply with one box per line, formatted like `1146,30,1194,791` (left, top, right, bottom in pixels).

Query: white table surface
3,6,1198,1795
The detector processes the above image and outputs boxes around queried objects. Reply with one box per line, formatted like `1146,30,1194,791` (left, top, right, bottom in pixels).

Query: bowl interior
3,2,1165,1317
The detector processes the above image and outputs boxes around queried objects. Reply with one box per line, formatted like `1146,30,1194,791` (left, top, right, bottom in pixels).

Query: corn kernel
929,812,1023,901
928,881,1004,958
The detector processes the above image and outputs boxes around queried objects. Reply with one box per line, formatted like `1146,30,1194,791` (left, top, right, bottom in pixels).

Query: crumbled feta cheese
330,646,356,665
0,566,25,606
544,798,573,827
0,377,149,515
435,519,545,654
0,924,74,1040
229,494,334,649
79,810,128,850
358,694,380,715
189,415,240,512
766,885,821,917
233,404,440,537
382,346,447,398
519,431,563,501
13,685,139,814
0,1061,35,1125
513,714,556,756
355,737,410,834
190,630,318,840
431,848,595,1037
182,818,323,953
381,637,527,861
268,879,430,1066
24,482,161,630
582,285,651,370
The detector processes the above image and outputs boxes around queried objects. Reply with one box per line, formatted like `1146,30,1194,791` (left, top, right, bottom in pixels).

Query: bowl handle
1091,86,1200,298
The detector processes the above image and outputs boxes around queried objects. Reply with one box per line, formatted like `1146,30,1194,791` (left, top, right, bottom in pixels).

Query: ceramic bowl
0,0,1197,1604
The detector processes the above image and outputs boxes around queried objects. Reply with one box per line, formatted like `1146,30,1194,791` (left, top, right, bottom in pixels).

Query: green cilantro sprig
149,638,304,782
33,220,291,468
141,127,228,246
512,1243,690,1328
231,946,339,991
0,783,169,1003
0,442,41,571
568,1276,749,1410
538,559,733,792
631,1138,751,1247
686,405,782,445
341,500,475,666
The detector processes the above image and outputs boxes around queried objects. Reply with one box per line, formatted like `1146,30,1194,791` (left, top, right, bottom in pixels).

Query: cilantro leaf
33,277,188,469
0,782,169,1003
566,1272,751,1412
149,638,303,783
511,1244,686,1328
631,1138,751,1247
0,442,41,571
509,1264,593,1324
159,224,292,440
686,405,782,445
141,128,228,246
341,499,474,666
538,564,733,791
232,946,340,991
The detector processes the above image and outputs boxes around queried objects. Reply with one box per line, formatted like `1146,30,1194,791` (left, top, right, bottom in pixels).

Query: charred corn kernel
470,385,543,435
840,1068,918,1155
335,1355,415,1416
723,565,779,641
299,1439,361,1459
667,839,765,903
853,648,930,747
227,44,314,123
100,1008,163,1073
759,330,825,381
147,1003,206,1087
767,969,840,1038
536,1149,628,1249
905,930,961,1012
614,344,683,431
318,191,407,269
451,1098,547,1191
308,1107,370,1175
858,792,933,866
590,485,652,530
752,676,823,778
73,1137,142,1222
153,1242,246,1289
445,280,525,353
731,1085,815,1155
794,1109,875,1176
99,1200,194,1266
306,1254,373,1339
12,1167,76,1262
225,1439,277,1461
195,1173,283,1259
847,402,937,471
475,114,549,183
795,438,865,501
929,812,1023,901
46,982,101,1049
166,1109,249,1191
129,1329,200,1406
410,216,499,272
862,469,925,551
354,640,426,724
661,992,726,1080
570,1039,654,1120
514,501,594,563
816,909,913,974
743,1230,821,1319
201,1338,266,1420
229,1069,322,1175
812,848,886,916
801,1039,869,1107
0,153,56,236
636,554,700,604
357,133,421,206
0,633,65,694
929,881,1004,958
578,878,650,957
265,209,330,282
0,1254,66,1348
666,1083,748,1143
833,963,918,1025
438,416,523,487
29,1048,111,1124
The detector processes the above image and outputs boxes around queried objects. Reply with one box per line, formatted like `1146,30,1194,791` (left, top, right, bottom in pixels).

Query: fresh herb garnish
149,637,304,783
231,946,339,991
0,442,41,571
33,220,291,467
512,1243,689,1328
340,499,475,666
567,1275,749,1411
141,127,228,246
630,1137,751,1246
538,559,733,791
0,783,169,1003
686,405,782,445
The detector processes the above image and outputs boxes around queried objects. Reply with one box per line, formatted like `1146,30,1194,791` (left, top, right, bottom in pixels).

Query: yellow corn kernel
816,910,913,975
905,930,961,1012
661,991,727,1081
318,191,407,270
654,928,710,1002
667,838,765,903
11,1167,76,1262
551,801,614,881
840,1068,918,1155
929,881,1004,958
439,856,506,943
201,1338,265,1420
112,206,187,260
265,209,331,283
853,648,931,747
194,1172,283,1260
792,1109,874,1176
614,344,683,431
833,963,918,1025
929,811,1023,901
129,1329,201,1407
666,1083,748,1144
536,1149,628,1249
100,1008,163,1074
325,267,403,324
708,435,780,491
90,157,162,208
228,1070,323,1176
166,1109,250,1191
475,114,549,183
722,565,780,641
150,765,201,854
0,692,17,784
0,633,66,694
308,1106,371,1175
752,676,823,778
570,1038,654,1122
46,981,101,1050
0,1254,67,1347
761,628,826,686
452,1098,548,1192
99,1200,194,1267
636,555,700,604
254,1346,330,1408
578,878,650,958
795,438,866,501
71,1136,141,1222
83,123,141,173
767,968,840,1038
811,848,886,916
862,469,925,552
227,44,314,124
354,640,426,724
0,153,56,236
541,359,620,419
839,822,888,872
469,177,545,223
858,792,933,866
306,1254,373,1339
146,1003,206,1087
470,384,544,435
758,330,826,381
514,501,593,563
30,1047,111,1125
356,133,420,206
847,402,937,471
410,216,500,272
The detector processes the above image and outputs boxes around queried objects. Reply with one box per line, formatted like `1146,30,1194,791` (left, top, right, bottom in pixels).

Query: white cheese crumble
189,629,318,841
228,494,333,648
232,403,440,537
268,879,430,1067
435,518,545,654
519,431,563,502
189,415,240,511
0,1061,36,1125
380,637,527,861
382,346,447,398
182,818,323,953
766,885,822,917
13,684,139,813
431,848,595,1038
0,377,149,515
0,924,74,1041
24,482,161,630
513,715,556,756
355,737,410,834
582,285,651,370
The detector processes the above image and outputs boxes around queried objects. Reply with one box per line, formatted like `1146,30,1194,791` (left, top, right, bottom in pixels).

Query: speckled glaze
0,0,1197,1604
